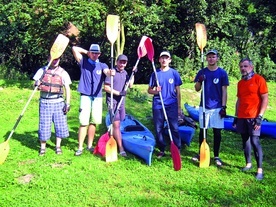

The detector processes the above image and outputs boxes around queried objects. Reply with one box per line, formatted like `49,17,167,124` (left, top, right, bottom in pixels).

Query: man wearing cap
104,54,135,156
193,49,229,166
148,51,182,158
72,44,114,156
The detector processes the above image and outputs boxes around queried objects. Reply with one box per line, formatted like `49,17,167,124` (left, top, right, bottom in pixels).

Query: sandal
39,148,46,156
55,147,62,155
119,151,127,157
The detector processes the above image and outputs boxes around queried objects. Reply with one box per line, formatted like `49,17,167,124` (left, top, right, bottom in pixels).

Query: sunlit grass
0,80,275,207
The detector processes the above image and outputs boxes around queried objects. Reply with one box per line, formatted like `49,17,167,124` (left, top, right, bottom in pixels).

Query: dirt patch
17,174,34,184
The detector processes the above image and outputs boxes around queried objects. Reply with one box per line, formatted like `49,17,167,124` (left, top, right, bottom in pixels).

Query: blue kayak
105,114,156,166
163,122,196,147
184,103,276,138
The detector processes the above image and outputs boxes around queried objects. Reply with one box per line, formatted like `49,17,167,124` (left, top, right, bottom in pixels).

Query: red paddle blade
137,36,148,58
170,141,182,171
144,37,154,61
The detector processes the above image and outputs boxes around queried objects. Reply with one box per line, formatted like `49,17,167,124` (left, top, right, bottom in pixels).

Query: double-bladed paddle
195,23,210,168
105,14,120,163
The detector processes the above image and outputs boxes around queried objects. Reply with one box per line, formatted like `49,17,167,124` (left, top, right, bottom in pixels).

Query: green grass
0,79,276,207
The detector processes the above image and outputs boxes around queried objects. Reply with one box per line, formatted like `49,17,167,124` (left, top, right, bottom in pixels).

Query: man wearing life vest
33,57,72,156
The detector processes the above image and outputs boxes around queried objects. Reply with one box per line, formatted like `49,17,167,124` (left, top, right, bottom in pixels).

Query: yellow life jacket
39,67,64,94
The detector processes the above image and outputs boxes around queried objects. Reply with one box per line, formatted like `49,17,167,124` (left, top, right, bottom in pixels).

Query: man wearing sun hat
192,49,229,166
72,44,115,156
147,51,182,158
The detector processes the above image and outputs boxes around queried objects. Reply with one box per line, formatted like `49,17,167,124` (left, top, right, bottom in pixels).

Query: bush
0,64,29,80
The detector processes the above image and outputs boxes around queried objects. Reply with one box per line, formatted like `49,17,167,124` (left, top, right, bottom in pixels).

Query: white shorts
199,107,224,129
79,95,103,125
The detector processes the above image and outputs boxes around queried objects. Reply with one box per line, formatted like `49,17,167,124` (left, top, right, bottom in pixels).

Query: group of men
33,43,268,181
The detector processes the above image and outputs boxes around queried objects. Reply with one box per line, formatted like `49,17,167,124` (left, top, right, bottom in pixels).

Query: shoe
256,173,264,180
119,151,127,157
55,147,62,155
191,154,200,162
74,149,83,156
39,148,46,156
214,157,223,166
157,151,165,159
241,166,252,172
87,147,94,153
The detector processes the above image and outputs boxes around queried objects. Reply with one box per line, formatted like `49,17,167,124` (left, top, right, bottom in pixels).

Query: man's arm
72,46,87,63
259,93,268,116
222,85,228,106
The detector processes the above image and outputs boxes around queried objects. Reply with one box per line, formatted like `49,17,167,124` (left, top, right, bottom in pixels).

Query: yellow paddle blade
106,14,120,44
50,34,69,60
199,139,210,168
195,23,207,53
0,140,10,165
105,135,118,162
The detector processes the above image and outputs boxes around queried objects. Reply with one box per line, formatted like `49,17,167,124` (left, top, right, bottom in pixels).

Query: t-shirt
237,74,268,118
194,67,229,109
149,67,182,110
77,57,108,97
105,67,129,105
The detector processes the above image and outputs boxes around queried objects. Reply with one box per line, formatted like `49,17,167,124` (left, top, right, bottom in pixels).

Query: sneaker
191,154,200,162
241,166,252,172
86,147,94,153
214,157,223,166
39,148,46,156
157,151,165,159
74,149,83,156
119,151,127,157
256,173,264,181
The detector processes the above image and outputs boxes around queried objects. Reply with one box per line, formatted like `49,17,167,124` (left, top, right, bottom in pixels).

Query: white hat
159,51,171,58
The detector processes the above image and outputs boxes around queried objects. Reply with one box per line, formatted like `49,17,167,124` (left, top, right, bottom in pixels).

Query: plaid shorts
38,101,69,141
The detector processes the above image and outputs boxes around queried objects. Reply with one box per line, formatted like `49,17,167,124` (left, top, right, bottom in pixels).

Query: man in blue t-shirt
193,49,229,166
72,44,114,156
148,51,182,158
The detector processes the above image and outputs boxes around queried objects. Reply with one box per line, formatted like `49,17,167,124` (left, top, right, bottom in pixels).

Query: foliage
0,0,276,82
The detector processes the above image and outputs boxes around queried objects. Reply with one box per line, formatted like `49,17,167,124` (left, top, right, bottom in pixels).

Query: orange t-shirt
237,74,268,118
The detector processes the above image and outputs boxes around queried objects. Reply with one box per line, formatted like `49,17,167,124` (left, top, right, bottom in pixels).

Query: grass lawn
0,79,275,207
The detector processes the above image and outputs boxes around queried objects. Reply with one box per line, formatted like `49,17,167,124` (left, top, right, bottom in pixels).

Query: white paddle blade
195,23,207,52
50,34,69,60
106,15,120,44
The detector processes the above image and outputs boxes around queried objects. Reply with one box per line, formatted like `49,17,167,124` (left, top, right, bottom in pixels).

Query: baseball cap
89,44,101,53
159,51,171,58
206,49,218,56
117,54,128,61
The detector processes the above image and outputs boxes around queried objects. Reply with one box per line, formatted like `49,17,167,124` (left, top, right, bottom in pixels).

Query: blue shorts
39,101,69,141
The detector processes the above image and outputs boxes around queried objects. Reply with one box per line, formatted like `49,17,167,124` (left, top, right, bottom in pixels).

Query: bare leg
87,124,96,149
56,137,62,148
77,125,88,151
113,120,124,152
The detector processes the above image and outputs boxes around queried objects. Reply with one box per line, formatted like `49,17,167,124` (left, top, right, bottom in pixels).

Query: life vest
39,66,64,94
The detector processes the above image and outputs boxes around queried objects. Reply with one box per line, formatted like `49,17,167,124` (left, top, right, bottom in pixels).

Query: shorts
79,95,103,125
199,107,224,129
236,118,261,136
111,104,126,122
39,101,69,141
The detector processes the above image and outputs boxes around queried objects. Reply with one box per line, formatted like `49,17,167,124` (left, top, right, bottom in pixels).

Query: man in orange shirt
233,58,268,181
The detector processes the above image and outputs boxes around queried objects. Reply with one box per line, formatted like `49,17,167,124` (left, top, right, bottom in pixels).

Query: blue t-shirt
78,57,108,97
194,67,229,109
149,67,182,110
105,67,129,105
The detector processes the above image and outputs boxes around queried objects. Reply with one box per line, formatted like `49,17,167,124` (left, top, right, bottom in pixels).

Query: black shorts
236,118,261,136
